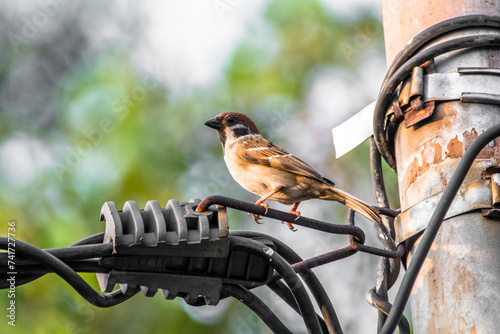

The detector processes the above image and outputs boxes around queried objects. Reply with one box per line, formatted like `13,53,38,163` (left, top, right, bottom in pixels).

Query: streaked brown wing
238,136,325,182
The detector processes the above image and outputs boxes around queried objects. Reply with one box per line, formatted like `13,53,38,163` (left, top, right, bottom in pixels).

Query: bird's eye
227,116,237,125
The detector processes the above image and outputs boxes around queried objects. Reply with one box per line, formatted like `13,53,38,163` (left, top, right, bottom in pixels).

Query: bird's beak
204,117,222,130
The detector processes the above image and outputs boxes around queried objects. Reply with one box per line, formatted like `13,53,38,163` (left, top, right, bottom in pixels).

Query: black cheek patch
234,127,250,137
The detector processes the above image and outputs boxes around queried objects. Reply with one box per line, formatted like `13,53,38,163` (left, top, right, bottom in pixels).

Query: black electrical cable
70,232,105,246
1,260,108,278
0,237,138,307
0,234,111,288
374,34,500,171
229,236,323,334
222,284,293,334
0,243,113,266
379,123,500,334
370,137,395,239
266,280,329,334
231,230,342,334
366,287,410,334
266,280,299,313
374,258,389,332
369,139,404,330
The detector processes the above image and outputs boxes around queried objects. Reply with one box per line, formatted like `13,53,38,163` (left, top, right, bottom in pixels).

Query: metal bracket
387,66,434,127
390,66,500,128
481,166,500,218
426,67,500,104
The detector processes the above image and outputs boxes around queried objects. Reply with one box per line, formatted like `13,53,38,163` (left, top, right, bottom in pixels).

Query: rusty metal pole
380,1,500,333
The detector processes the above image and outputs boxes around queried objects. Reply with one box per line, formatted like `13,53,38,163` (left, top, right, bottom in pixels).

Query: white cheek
225,128,239,145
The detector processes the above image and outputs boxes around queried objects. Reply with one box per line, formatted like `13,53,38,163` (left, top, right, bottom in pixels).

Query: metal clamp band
395,178,495,243
425,68,500,103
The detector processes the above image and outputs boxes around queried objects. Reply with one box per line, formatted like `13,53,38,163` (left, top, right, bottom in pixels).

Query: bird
204,112,380,230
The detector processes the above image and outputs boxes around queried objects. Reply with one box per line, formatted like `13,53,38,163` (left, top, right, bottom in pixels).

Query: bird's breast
224,151,271,195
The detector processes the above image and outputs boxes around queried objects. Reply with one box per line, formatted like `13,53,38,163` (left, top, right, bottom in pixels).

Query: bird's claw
290,210,301,220
251,213,264,224
285,222,297,231
280,219,298,231
259,203,269,214
280,209,300,231
251,203,269,224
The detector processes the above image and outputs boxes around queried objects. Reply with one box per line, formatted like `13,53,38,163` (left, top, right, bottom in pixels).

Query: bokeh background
0,0,403,333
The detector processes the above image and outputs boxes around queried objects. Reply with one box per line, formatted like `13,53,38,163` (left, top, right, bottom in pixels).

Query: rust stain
463,128,500,159
463,128,478,151
401,140,442,191
432,142,443,165
405,155,430,187
445,135,464,159
439,103,458,128
402,128,500,192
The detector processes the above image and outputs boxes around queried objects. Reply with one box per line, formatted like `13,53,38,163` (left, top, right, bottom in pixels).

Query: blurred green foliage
0,1,396,333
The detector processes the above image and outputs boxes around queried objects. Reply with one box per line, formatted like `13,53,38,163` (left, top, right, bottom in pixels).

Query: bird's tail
321,187,380,222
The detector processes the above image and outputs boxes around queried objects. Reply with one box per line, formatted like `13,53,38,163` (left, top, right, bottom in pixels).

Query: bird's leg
289,202,301,218
251,190,278,224
282,202,301,231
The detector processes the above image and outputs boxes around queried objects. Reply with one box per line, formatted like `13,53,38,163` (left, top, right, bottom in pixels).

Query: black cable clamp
97,199,273,305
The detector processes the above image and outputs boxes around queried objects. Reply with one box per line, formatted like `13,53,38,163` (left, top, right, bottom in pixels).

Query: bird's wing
237,136,328,182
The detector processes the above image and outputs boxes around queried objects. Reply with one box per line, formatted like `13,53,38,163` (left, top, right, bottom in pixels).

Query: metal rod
198,195,366,243
288,246,357,274
347,210,405,259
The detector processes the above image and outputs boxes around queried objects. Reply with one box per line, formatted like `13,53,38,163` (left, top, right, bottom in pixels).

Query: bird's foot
251,202,269,224
251,213,263,224
289,209,301,220
280,207,300,231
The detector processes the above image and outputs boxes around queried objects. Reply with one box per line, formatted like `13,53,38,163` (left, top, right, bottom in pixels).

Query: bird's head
205,112,261,148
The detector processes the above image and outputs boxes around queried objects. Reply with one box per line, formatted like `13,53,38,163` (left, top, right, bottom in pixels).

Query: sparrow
204,112,380,230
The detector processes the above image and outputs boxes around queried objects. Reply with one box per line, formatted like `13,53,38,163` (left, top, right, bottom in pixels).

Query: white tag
332,101,375,158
